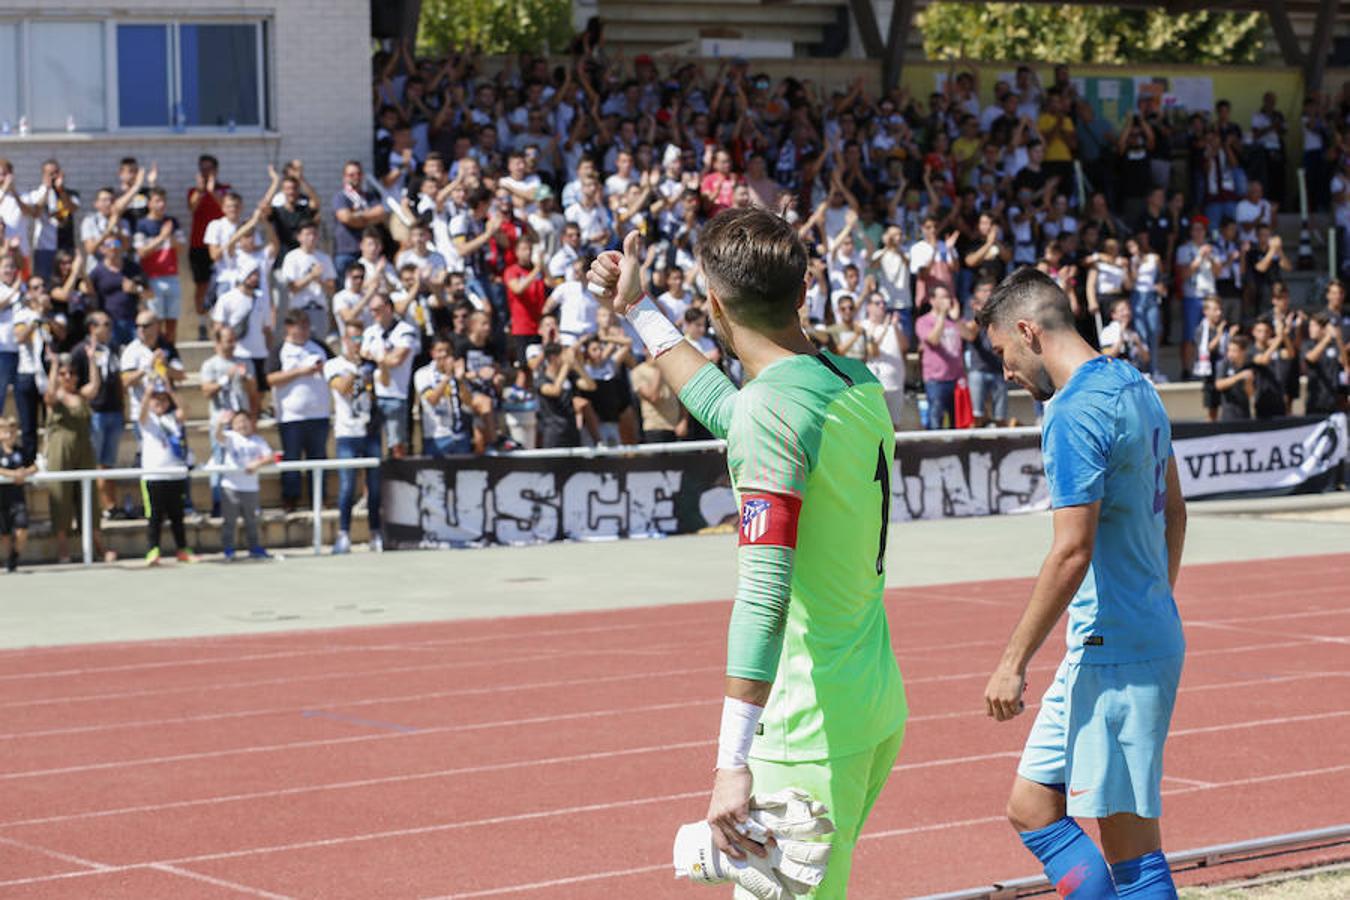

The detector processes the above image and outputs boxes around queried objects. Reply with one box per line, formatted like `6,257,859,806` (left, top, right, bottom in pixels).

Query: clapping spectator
281,221,338,340
915,284,965,429
0,416,33,572
1213,334,1255,421
535,343,595,449
90,235,150,348
267,312,333,511
1304,312,1350,415
414,337,473,456
863,292,908,428
360,294,419,458
214,410,273,561
133,187,186,343
1099,298,1152,374
326,321,382,554
333,160,388,277
120,312,186,427
210,257,272,388
44,353,112,563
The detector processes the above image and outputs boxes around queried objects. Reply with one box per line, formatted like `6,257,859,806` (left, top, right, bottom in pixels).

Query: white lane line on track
0,834,111,870
427,863,673,899
148,863,295,899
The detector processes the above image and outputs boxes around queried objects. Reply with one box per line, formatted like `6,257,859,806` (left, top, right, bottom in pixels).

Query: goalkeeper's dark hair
697,207,806,331
977,267,1076,333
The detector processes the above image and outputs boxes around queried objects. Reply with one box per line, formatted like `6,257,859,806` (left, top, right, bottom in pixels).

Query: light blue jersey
1041,356,1185,665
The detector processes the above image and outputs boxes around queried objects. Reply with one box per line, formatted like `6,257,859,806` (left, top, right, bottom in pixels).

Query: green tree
419,0,573,56
918,4,1265,65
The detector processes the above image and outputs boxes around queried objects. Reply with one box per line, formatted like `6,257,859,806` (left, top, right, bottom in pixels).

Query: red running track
0,554,1347,899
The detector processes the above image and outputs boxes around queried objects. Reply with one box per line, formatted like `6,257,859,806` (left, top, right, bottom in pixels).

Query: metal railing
911,824,1350,900
5,458,381,565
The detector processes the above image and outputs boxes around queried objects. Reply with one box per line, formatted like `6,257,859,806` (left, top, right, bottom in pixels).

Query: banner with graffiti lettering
1171,414,1347,500
380,446,737,548
379,415,1347,547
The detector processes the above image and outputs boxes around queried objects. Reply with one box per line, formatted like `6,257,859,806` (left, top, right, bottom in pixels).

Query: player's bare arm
985,501,1100,722
1164,457,1187,591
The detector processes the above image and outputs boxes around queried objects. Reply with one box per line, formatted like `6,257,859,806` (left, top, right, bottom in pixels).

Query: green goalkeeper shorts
734,725,905,899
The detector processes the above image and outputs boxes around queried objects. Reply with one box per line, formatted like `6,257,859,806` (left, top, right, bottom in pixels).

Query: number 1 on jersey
873,442,890,574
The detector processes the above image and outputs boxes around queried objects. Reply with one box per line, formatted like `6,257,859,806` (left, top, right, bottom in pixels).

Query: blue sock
1019,817,1117,899
1111,850,1176,898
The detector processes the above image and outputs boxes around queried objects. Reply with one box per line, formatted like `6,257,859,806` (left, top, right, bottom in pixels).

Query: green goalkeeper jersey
680,352,908,762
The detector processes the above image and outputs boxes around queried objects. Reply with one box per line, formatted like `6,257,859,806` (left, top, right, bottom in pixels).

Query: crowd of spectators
5,35,1350,565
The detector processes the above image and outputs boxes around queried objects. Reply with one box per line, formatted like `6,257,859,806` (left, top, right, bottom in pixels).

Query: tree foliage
419,0,573,56
918,4,1266,66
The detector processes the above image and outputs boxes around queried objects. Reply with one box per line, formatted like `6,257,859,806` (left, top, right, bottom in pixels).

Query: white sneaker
369,533,384,554
332,532,351,555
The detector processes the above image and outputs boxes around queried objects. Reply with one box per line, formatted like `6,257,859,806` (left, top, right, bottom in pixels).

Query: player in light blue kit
979,268,1188,899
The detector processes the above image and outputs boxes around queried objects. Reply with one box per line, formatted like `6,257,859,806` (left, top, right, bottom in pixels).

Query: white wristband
625,295,685,358
716,696,763,770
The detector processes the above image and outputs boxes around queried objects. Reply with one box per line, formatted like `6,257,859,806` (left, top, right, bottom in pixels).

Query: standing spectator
1250,317,1294,418
577,331,637,446
504,233,549,363
630,353,684,443
873,226,913,342
120,312,186,428
115,157,152,231
333,160,388,277
0,417,33,572
452,310,512,451
90,236,148,348
187,155,231,340
137,385,196,566
360,294,420,458
1304,312,1349,414
1128,234,1164,376
1175,221,1221,376
1249,92,1286,207
1194,297,1230,421
201,325,259,517
281,221,338,340
1302,95,1332,212
269,168,320,262
204,191,246,302
214,410,273,561
535,343,595,448
501,361,540,449
909,218,959,310
70,314,124,516
545,257,600,344
655,264,695,322
414,337,473,456
0,161,39,269
959,277,1008,427
28,159,80,281
133,188,185,343
267,312,333,511
333,262,377,332
915,284,966,429
1213,335,1255,422
0,255,21,441
210,258,272,388
564,179,614,255
11,288,47,464
863,292,908,428
49,249,91,349
1235,180,1274,245
326,320,382,554
1244,226,1291,319
1099,298,1152,374
547,222,582,286
43,353,111,563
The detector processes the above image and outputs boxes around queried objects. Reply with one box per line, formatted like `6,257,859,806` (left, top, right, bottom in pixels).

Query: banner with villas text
379,415,1347,547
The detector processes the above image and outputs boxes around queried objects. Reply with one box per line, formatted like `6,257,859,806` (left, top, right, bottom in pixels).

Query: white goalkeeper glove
673,789,834,899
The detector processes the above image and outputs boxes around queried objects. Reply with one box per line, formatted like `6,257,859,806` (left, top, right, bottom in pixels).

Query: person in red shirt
503,233,549,364
134,188,185,343
186,154,231,340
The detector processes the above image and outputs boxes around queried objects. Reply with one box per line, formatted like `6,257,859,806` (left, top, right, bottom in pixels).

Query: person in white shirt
873,226,914,340
204,192,245,298
332,262,377,332
137,386,195,566
0,255,24,442
325,320,382,554
1234,180,1274,245
210,257,272,387
499,151,543,219
861,292,908,427
119,313,186,425
27,159,81,280
265,312,333,511
544,258,600,344
414,337,474,457
360,293,421,457
564,179,613,255
281,221,338,340
0,163,39,267
1098,297,1151,374
214,410,273,560
656,265,694,321
547,223,582,287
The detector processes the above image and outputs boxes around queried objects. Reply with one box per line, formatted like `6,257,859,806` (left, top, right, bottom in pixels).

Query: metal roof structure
852,0,1344,90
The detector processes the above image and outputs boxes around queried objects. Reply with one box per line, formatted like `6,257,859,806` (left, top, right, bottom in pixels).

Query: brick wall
0,0,372,249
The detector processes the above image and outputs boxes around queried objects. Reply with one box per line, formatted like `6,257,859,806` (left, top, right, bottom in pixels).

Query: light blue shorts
150,276,183,321
1018,654,1184,819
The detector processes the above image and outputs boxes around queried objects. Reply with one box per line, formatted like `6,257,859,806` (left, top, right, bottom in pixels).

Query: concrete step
14,508,373,566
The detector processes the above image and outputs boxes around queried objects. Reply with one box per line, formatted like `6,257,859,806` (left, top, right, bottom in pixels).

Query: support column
1305,0,1341,94
883,0,917,92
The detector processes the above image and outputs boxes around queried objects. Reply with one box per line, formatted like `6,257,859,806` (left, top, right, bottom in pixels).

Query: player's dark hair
978,267,1076,332
697,207,806,331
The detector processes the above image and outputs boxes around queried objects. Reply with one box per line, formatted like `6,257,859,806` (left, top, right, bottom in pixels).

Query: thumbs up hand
587,231,644,317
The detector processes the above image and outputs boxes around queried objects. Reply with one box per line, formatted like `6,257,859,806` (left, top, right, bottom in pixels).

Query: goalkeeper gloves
672,788,834,899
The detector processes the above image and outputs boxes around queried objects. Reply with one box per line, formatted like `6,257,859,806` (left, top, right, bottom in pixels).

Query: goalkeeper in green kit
588,209,907,898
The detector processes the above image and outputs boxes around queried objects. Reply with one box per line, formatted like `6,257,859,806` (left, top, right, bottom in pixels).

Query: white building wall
0,0,371,243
